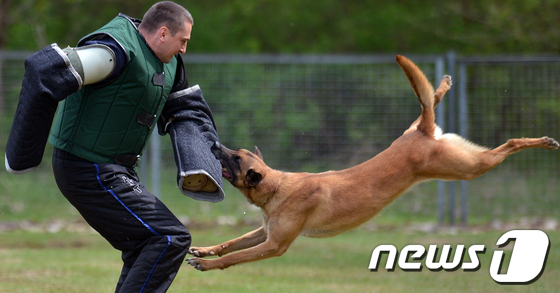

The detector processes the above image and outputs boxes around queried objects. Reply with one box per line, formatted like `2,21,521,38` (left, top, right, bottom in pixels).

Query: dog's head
211,141,268,192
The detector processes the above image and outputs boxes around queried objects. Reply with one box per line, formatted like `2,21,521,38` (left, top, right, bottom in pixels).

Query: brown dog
187,55,558,271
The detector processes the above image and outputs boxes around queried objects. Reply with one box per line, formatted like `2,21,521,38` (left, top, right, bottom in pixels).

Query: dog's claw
442,75,452,86
188,247,216,257
187,257,204,271
188,248,200,257
543,137,559,149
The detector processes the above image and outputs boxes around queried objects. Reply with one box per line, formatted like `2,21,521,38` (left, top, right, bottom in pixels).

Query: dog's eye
233,155,241,162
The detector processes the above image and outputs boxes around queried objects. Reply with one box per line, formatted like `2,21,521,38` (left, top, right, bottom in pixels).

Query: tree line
2,0,560,54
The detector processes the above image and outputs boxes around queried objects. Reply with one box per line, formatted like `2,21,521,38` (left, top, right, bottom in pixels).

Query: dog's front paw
188,246,216,257
187,257,206,271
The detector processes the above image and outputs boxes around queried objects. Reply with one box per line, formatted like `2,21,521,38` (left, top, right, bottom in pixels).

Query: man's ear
246,168,263,187
159,26,170,41
254,146,263,160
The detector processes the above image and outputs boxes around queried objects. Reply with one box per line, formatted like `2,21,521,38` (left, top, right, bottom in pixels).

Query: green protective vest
49,14,177,165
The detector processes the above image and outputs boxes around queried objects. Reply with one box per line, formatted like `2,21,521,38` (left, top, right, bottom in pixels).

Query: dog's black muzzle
211,141,237,182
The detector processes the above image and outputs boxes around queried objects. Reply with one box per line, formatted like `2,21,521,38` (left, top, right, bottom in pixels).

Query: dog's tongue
222,168,232,179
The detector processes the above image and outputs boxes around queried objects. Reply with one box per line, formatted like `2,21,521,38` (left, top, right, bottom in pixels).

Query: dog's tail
396,55,436,136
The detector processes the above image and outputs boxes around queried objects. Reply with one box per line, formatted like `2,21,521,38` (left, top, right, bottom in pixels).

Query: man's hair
139,1,193,35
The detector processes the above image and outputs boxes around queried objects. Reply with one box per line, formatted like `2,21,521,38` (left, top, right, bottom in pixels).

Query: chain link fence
1,52,559,226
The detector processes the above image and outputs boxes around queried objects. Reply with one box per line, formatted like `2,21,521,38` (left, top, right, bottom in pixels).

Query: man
6,1,223,292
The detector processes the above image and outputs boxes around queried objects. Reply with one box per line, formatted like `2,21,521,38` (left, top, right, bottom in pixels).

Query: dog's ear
246,168,263,187
254,146,263,160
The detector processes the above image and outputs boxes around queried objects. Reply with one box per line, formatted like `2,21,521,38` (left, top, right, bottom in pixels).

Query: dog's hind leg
485,136,559,158
434,75,452,108
404,75,452,136
425,135,558,181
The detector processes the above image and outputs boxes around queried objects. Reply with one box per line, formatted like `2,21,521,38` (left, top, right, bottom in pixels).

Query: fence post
149,131,162,197
458,63,468,226
446,52,456,226
435,56,446,226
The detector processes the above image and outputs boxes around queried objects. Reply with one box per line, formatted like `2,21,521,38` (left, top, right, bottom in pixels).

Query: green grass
1,228,559,293
2,155,560,292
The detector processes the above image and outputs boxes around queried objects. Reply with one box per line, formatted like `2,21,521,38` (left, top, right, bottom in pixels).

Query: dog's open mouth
221,165,232,179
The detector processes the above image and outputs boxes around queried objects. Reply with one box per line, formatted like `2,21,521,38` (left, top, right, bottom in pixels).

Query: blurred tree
0,0,13,48
2,0,560,54
0,0,153,50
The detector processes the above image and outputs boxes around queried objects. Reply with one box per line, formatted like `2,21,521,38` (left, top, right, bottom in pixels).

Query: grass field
1,227,559,293
1,161,559,292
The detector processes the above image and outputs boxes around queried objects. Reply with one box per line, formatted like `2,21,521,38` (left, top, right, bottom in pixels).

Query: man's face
154,20,192,63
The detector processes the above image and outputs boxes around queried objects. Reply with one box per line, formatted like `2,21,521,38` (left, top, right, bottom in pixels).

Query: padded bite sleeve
161,85,225,202
5,43,82,174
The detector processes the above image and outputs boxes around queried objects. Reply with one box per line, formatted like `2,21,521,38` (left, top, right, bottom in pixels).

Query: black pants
52,148,191,293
